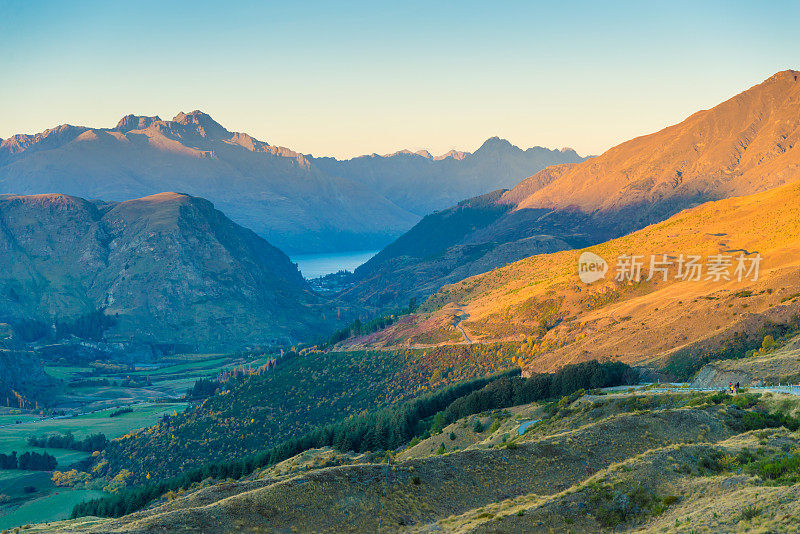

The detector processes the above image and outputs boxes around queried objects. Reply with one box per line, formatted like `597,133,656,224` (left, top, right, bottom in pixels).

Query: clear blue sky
2,0,798,158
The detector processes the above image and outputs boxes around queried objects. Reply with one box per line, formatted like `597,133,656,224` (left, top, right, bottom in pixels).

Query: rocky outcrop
691,364,755,389
114,114,161,132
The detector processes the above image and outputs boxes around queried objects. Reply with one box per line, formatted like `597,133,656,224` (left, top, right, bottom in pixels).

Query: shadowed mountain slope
0,192,331,350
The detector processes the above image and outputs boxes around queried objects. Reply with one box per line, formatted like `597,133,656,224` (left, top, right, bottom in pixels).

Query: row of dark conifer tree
0,450,57,470
27,431,108,452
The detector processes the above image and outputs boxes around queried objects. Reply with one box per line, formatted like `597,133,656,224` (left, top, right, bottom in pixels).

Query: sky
2,0,799,159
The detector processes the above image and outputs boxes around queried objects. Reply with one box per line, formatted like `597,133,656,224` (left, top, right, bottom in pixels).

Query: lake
291,250,379,279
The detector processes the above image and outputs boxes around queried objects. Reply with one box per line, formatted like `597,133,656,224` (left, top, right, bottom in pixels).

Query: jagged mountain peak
115,114,162,133
475,136,517,153
381,149,433,159
433,149,468,161
171,110,229,138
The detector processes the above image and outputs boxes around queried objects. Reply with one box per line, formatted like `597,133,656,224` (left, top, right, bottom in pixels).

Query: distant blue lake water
291,250,379,279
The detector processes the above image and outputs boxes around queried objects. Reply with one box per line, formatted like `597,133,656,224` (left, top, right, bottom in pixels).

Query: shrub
739,504,761,521
589,483,659,527
736,448,757,465
663,495,679,506
697,450,726,474
749,454,800,483
735,411,800,432
489,418,501,433
731,394,759,409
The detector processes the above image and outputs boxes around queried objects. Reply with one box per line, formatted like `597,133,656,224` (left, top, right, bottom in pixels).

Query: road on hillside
453,310,472,344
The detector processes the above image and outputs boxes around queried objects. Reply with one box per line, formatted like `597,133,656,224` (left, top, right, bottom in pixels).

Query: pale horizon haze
2,0,799,159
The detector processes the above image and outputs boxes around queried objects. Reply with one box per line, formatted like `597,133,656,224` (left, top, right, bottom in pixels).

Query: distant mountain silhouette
312,137,584,216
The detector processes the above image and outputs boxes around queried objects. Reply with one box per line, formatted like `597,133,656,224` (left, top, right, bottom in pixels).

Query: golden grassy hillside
362,179,800,372
507,70,800,216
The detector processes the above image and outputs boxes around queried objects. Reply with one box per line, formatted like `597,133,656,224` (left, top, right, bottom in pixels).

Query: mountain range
0,113,582,254
343,70,800,309
0,192,332,351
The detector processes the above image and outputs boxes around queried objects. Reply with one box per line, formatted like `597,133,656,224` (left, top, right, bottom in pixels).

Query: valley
291,249,378,279
2,24,800,531
341,71,800,310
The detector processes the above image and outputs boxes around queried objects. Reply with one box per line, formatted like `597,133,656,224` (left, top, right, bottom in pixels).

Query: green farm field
0,402,187,464
42,352,271,411
0,403,186,529
0,488,106,529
